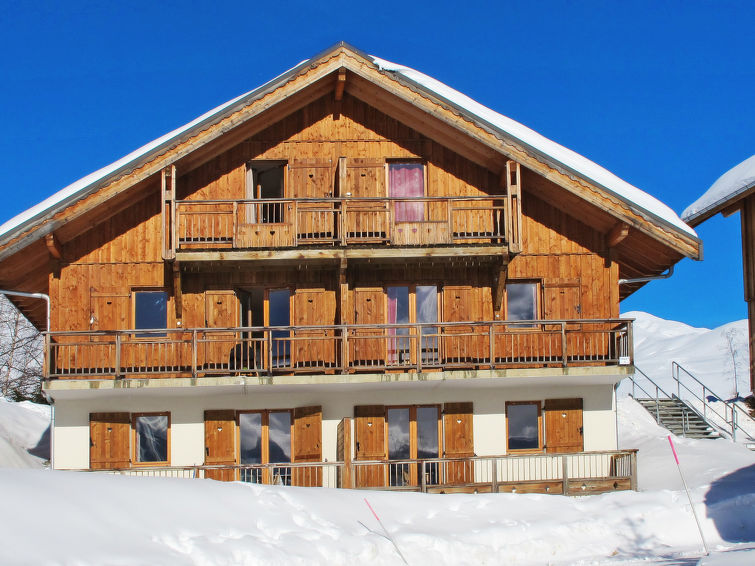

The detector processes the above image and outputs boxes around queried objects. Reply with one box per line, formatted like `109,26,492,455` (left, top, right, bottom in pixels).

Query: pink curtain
390,164,424,222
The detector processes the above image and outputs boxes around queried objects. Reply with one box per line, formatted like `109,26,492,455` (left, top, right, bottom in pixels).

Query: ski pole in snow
364,498,409,565
667,436,709,556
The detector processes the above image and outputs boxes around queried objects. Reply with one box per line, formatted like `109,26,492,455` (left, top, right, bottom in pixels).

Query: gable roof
683,154,755,226
0,42,698,257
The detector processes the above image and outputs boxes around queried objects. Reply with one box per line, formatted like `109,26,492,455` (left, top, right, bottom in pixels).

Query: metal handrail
628,366,675,424
672,362,755,442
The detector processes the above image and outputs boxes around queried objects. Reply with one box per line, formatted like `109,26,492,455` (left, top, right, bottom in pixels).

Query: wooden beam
172,262,183,322
493,257,510,313
44,233,63,259
335,69,346,101
722,202,742,218
606,223,630,248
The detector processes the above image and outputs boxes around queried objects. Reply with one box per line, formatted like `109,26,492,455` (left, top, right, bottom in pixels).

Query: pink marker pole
364,498,409,565
667,436,709,556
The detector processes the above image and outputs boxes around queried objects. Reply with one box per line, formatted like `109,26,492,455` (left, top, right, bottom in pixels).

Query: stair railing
629,366,675,424
672,362,755,442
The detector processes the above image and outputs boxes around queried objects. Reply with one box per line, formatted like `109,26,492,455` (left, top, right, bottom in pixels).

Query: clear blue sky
1,1,753,329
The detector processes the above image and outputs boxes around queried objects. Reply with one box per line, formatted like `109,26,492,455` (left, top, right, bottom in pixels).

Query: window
134,290,168,337
506,282,538,322
133,413,170,464
269,289,291,367
389,162,425,222
245,161,285,223
386,285,439,366
239,410,292,484
506,401,542,452
386,405,440,486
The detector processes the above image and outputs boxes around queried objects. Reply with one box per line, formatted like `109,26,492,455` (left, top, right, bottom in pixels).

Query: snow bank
0,397,50,468
683,155,755,223
370,56,696,237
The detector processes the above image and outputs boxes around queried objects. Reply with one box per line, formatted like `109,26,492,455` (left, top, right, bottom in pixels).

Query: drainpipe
0,290,53,469
618,266,673,286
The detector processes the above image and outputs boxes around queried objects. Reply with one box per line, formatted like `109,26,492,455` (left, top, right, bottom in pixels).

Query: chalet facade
684,155,755,393
0,44,701,493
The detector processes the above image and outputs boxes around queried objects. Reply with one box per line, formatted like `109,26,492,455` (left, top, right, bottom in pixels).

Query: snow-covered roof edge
369,56,697,239
682,154,755,225
0,42,698,249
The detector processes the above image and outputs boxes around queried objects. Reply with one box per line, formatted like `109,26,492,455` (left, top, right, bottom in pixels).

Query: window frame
237,408,294,484
386,160,428,223
245,160,287,224
384,403,442,487
131,288,169,338
505,401,543,453
504,280,541,328
384,283,441,366
130,411,171,467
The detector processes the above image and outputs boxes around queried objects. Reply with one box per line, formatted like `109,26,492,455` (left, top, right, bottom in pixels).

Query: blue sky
1,1,753,328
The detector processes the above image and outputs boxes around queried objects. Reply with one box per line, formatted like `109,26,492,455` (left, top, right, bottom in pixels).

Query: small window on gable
133,413,170,464
506,402,541,452
389,162,425,222
134,291,168,336
506,282,538,322
245,162,285,223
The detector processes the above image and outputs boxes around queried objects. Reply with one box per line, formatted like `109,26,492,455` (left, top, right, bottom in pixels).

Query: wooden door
293,290,336,369
354,405,386,487
290,159,335,243
90,413,130,470
344,159,387,242
544,283,582,362
204,410,237,481
89,292,129,374
352,288,385,368
443,286,485,363
336,418,352,488
292,406,322,487
204,291,239,371
443,402,474,485
544,398,583,453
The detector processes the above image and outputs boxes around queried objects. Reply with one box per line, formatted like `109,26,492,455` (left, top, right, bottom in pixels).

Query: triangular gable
0,42,700,264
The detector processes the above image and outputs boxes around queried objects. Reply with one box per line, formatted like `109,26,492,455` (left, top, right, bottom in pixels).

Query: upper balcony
169,195,520,262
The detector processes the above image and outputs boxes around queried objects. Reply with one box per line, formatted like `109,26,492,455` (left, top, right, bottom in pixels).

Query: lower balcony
81,451,638,495
45,319,632,380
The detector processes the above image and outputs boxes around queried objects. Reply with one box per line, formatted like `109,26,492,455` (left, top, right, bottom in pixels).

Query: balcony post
561,322,568,368
341,326,349,373
232,201,238,247
561,455,570,495
267,330,273,376
630,451,638,491
626,321,634,365
420,460,427,493
191,330,197,378
114,333,122,379
416,324,422,373
489,324,494,369
491,457,498,493
43,332,50,379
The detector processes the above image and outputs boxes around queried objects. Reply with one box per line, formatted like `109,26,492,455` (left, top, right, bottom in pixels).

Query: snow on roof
370,56,696,238
682,154,755,223
0,47,697,245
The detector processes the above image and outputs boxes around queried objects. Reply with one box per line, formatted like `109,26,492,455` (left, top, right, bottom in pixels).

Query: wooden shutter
336,418,352,489
543,282,581,321
293,290,336,368
544,398,584,453
352,288,385,366
90,412,130,470
443,402,474,485
204,410,237,481
204,291,239,370
289,159,335,242
292,406,322,487
354,405,386,487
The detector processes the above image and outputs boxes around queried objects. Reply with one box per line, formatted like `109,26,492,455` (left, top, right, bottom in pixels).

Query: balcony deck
45,319,632,380
171,196,520,256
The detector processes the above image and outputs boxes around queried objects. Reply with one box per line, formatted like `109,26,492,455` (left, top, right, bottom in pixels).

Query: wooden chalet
0,43,701,494
684,155,755,393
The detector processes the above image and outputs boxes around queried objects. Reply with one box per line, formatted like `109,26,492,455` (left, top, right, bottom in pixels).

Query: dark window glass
268,411,291,463
416,406,439,459
134,291,168,336
507,283,537,321
135,415,168,463
269,290,290,367
416,286,439,364
507,403,540,450
239,412,263,465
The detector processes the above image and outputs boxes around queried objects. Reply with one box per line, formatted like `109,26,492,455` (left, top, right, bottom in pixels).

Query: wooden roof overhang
0,42,700,327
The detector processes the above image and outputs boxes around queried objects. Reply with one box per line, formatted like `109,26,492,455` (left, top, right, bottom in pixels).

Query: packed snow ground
0,313,753,565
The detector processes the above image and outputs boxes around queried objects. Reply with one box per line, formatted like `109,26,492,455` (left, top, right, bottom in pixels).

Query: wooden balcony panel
46,319,632,380
174,196,514,252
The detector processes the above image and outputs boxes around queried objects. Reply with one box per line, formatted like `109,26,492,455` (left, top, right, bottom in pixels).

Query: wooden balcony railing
82,450,638,495
173,196,518,251
45,319,632,380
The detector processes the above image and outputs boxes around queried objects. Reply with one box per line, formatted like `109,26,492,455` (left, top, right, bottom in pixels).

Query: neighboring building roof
682,154,755,226
0,43,696,247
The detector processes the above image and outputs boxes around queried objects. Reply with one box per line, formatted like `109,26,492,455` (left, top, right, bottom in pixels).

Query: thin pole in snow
364,498,409,565
667,436,709,556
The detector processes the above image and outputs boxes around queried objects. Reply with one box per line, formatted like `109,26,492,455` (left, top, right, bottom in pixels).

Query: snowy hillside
0,312,753,564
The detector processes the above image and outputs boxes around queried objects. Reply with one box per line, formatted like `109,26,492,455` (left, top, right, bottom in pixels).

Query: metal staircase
628,364,755,447
634,397,719,439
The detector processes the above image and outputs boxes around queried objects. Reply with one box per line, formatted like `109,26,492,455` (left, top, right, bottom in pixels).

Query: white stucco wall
51,380,617,470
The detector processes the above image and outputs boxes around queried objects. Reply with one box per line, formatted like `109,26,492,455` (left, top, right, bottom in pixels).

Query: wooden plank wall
49,92,618,338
